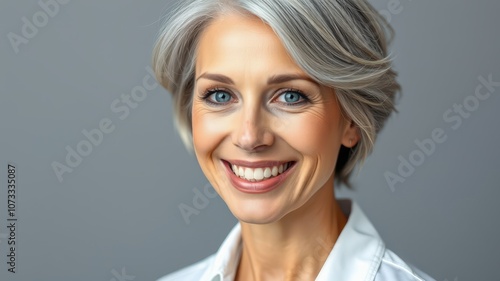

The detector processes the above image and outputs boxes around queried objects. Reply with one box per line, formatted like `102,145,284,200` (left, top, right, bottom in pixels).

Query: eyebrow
195,72,319,86
267,74,318,85
196,73,234,84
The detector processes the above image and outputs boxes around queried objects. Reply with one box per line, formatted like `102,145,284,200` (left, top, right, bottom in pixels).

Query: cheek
192,110,217,155
277,109,342,157
191,106,225,155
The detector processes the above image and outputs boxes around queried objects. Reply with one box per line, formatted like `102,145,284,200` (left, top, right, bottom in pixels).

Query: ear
341,120,360,148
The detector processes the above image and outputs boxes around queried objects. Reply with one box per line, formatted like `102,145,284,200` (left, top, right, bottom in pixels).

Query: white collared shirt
158,200,435,281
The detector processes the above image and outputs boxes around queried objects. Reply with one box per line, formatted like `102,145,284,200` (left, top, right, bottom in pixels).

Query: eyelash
199,88,232,106
275,88,311,106
199,87,311,107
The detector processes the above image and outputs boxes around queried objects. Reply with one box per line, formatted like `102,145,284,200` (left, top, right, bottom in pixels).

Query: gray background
0,0,499,280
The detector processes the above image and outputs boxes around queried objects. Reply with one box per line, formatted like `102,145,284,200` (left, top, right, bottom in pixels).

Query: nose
232,105,274,152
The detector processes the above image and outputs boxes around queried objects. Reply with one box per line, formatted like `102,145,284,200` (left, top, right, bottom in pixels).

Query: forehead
195,13,303,75
200,13,276,42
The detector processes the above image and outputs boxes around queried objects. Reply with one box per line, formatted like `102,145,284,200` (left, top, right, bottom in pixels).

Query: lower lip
222,161,294,194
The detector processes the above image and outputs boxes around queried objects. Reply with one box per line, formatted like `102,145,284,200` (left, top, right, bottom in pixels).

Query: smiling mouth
224,161,295,182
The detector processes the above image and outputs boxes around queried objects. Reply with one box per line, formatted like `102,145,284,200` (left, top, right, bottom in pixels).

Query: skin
192,13,359,281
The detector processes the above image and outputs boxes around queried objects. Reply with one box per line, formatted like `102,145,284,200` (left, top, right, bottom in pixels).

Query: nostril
232,119,275,152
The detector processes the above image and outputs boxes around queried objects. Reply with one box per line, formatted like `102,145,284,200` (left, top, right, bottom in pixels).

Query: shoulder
375,249,435,281
156,255,215,281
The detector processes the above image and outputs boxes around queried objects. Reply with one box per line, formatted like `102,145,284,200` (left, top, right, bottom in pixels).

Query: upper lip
224,159,294,168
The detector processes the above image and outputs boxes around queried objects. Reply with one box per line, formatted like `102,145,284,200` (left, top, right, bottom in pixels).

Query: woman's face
192,13,357,224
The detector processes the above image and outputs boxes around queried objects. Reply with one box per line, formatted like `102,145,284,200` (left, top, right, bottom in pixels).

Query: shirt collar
203,200,385,281
201,223,242,281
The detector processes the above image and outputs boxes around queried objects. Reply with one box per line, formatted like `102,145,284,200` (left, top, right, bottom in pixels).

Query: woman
153,0,434,280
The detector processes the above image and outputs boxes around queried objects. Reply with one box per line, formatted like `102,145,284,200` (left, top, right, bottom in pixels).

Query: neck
235,178,347,281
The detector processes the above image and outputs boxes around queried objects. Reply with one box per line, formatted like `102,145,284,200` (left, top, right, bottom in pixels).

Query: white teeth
244,168,254,180
230,162,292,182
271,166,278,176
264,168,272,178
254,168,264,180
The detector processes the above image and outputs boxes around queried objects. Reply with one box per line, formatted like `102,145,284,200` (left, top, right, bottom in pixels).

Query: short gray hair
152,0,401,187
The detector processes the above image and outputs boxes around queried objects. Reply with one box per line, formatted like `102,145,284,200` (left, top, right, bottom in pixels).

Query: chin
225,197,291,225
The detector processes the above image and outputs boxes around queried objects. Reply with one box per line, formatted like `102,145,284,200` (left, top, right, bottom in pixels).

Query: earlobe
342,121,360,148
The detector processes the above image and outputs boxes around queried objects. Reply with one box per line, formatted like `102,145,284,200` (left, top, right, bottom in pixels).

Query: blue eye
283,92,301,103
212,91,231,103
276,90,308,105
202,89,233,105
